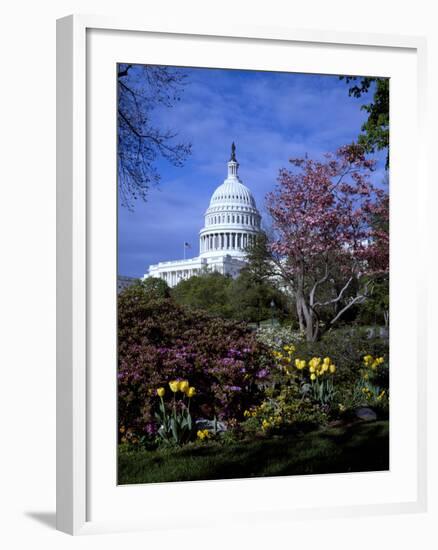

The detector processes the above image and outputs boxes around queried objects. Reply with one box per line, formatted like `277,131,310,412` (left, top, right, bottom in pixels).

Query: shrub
256,326,303,350
171,272,233,318
118,285,273,440
257,325,388,419
242,385,328,435
291,328,389,388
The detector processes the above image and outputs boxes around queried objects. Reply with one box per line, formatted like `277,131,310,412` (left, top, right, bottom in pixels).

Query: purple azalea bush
118,284,272,439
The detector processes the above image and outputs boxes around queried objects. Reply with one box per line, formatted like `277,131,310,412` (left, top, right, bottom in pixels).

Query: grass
118,420,389,485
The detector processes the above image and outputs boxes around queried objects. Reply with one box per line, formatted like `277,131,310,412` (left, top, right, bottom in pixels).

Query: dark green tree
244,232,276,284
171,272,233,318
141,277,171,299
228,269,289,325
340,76,389,168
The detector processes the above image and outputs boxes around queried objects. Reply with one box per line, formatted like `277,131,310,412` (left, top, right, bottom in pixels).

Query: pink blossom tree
266,144,388,342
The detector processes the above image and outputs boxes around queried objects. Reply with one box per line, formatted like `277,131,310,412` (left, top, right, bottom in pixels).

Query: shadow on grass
118,420,389,485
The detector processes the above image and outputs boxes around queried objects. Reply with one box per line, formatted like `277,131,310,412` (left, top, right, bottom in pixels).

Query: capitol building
144,144,261,287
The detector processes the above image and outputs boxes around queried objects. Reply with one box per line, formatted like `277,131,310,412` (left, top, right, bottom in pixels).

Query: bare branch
313,276,353,308
309,261,329,307
328,280,373,325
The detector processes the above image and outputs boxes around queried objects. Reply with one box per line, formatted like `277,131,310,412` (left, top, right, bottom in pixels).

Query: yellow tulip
169,380,180,393
310,373,316,381
329,364,336,374
179,380,189,393
309,365,315,373
323,357,331,365
197,429,210,440
157,387,165,398
186,386,196,398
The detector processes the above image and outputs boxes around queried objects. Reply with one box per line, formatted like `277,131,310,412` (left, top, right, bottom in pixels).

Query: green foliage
357,275,389,326
306,377,337,407
341,76,389,167
227,269,289,324
242,387,329,436
244,232,276,283
119,277,170,303
256,326,303,349
155,393,195,446
172,269,290,324
172,272,233,318
292,328,389,388
141,277,171,298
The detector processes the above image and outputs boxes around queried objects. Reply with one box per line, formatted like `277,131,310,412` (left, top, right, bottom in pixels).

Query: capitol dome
199,143,261,259
209,179,257,208
145,143,262,286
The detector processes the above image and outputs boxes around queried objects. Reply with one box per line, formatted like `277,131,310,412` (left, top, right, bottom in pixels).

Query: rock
355,407,377,421
195,418,227,433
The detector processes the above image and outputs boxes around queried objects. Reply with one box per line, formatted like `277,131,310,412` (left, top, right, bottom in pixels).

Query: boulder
195,418,227,433
355,407,377,421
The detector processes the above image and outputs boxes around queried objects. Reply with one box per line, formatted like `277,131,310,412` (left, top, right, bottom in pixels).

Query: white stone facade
144,144,261,287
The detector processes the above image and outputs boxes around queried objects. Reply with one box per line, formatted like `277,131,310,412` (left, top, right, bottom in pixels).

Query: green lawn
118,420,389,485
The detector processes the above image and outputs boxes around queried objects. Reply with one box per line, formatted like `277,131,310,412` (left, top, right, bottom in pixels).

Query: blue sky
118,67,386,277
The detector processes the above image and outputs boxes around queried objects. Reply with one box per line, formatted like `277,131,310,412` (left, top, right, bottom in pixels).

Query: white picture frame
56,14,428,535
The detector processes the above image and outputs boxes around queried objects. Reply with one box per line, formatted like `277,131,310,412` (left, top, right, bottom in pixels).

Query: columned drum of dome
144,144,261,287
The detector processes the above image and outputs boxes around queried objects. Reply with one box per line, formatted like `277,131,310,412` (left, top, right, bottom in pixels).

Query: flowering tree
266,144,388,342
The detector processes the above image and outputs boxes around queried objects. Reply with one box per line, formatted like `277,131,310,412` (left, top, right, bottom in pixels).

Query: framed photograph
57,15,427,535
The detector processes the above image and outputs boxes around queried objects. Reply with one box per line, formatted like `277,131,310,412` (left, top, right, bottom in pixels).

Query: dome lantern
228,142,239,177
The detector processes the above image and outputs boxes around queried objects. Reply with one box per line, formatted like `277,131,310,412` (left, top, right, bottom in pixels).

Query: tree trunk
296,299,305,333
297,293,319,342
